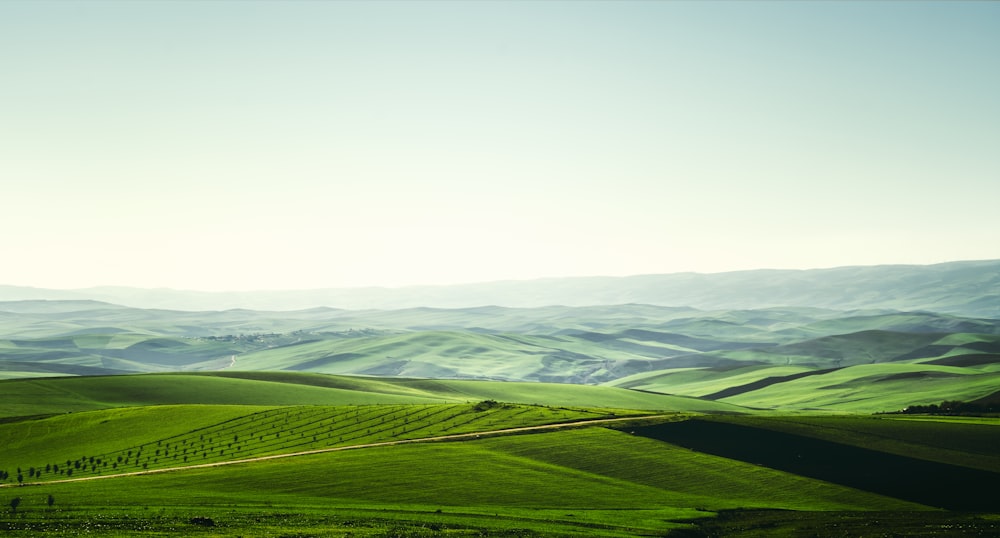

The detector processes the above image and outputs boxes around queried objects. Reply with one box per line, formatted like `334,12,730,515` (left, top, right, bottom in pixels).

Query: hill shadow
631,419,999,511
701,368,841,400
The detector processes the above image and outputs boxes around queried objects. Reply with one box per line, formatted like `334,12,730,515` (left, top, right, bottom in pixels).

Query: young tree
47,494,55,509
9,497,21,514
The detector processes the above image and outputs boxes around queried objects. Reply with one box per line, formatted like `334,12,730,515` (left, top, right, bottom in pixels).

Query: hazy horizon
2,258,996,295
3,1,998,292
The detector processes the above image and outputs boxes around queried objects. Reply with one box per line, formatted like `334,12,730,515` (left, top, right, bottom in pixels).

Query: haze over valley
2,0,998,535
3,260,998,414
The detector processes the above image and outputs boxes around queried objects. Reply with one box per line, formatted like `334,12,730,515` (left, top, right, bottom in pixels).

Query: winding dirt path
4,414,672,488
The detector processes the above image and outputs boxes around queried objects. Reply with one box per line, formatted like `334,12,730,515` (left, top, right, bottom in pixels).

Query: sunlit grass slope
0,373,450,418
0,371,752,419
718,363,1000,412
397,378,750,413
229,330,659,383
231,331,551,377
11,442,702,536
0,405,274,466
2,403,634,485
4,404,994,535
481,427,921,511
606,364,815,397
109,430,916,511
5,424,925,537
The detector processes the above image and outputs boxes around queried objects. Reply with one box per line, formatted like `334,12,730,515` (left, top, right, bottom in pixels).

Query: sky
2,1,998,291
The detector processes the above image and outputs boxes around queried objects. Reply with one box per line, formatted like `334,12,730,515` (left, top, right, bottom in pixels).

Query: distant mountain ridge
1,259,998,316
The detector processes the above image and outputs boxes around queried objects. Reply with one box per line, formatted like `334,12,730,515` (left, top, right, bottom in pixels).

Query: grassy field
3,419,994,536
4,413,963,537
1,372,997,536
630,418,999,511
1,402,642,485
0,372,751,419
716,363,1000,412
2,285,1000,535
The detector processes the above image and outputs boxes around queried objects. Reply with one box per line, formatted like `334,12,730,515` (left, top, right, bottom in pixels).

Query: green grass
481,427,918,511
0,374,453,418
230,330,692,384
607,365,816,397
717,363,1000,412
405,378,752,413
2,403,638,485
4,302,999,413
2,403,998,536
1,418,724,536
0,501,705,537
0,423,928,536
0,405,274,468
0,372,754,419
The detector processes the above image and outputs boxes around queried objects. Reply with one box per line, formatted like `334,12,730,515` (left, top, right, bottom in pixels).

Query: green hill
2,299,999,412
717,363,1000,412
0,371,750,419
6,407,994,536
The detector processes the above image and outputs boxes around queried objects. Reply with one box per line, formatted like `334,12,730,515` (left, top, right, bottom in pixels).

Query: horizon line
2,258,997,295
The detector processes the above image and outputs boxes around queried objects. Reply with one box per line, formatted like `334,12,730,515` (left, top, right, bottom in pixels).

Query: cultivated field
1,372,997,536
2,278,999,536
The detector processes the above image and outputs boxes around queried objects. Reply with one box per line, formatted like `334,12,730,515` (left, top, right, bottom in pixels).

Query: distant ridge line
0,259,998,316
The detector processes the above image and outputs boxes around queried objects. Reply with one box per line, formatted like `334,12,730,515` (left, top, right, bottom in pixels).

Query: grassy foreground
1,373,998,536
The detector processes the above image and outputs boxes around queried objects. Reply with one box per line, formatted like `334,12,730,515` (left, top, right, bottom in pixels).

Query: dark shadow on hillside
631,419,999,511
926,353,1000,367
701,368,841,400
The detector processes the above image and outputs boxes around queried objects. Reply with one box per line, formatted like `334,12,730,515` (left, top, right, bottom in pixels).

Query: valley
2,298,998,414
1,261,999,535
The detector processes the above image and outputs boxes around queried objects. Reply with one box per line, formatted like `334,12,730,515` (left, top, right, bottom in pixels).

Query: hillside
2,401,996,536
0,372,749,419
3,261,999,412
2,296,999,412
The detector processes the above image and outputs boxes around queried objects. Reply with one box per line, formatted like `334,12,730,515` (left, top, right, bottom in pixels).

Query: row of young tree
2,402,539,488
2,456,98,484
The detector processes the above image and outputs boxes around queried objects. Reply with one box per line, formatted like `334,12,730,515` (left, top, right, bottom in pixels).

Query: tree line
890,400,999,415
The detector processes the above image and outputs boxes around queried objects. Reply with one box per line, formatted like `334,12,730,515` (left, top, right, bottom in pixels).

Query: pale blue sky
2,1,998,291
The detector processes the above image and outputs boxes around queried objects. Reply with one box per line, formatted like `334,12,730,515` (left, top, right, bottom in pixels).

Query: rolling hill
2,296,999,412
2,260,999,414
0,371,749,419
2,396,995,536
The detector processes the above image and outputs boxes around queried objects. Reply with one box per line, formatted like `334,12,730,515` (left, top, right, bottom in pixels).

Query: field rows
2,402,618,485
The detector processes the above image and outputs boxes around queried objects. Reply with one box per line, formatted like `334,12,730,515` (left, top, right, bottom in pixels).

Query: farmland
2,264,1000,536
1,373,998,536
